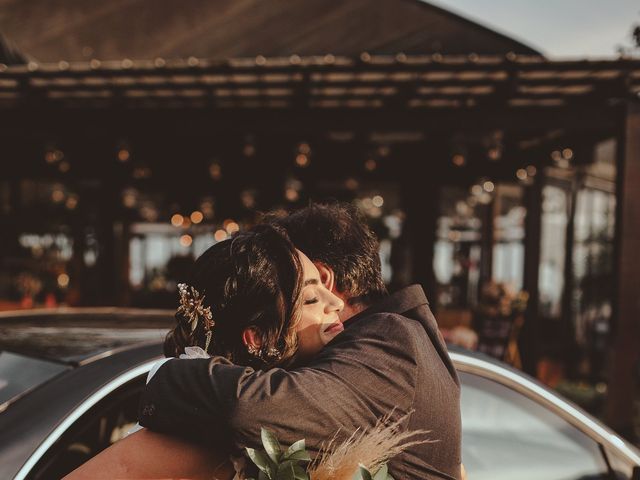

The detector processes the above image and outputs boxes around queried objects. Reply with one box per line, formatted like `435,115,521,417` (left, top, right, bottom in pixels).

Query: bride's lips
324,321,344,335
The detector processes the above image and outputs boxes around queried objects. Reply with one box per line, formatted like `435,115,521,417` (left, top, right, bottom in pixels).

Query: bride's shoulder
147,346,211,383
146,358,173,384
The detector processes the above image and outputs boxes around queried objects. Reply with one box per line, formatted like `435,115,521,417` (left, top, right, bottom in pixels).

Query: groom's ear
242,327,263,350
315,262,335,291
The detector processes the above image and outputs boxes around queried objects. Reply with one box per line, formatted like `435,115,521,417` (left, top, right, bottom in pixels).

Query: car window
27,375,146,479
0,351,69,409
460,371,611,480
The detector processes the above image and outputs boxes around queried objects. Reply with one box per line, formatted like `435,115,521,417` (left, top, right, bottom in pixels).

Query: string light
190,211,204,224
118,149,130,162
344,178,359,190
516,169,528,180
298,143,311,155
478,193,492,205
241,190,256,209
372,195,384,207
209,162,222,180
285,188,299,202
452,154,465,167
51,187,65,203
65,195,78,210
214,229,228,242
483,181,495,193
377,146,390,157
57,273,70,288
488,147,501,161
200,199,215,219
133,166,152,179
243,144,256,157
171,214,184,227
45,149,63,164
225,221,240,234
526,165,537,177
180,234,193,247
122,189,137,208
295,154,310,167
364,159,377,171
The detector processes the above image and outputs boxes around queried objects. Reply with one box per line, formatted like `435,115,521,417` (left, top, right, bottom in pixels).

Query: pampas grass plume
308,415,431,480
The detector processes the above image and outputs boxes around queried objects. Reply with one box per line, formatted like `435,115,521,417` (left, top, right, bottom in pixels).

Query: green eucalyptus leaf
286,449,311,462
276,460,296,480
246,447,272,475
372,464,388,480
261,428,283,463
352,465,373,480
284,439,306,459
258,471,269,480
292,464,310,480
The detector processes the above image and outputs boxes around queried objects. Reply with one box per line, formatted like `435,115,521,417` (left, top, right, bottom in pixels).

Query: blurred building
1,0,639,438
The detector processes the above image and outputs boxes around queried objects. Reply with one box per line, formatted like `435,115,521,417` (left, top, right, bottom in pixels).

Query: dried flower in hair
177,283,215,350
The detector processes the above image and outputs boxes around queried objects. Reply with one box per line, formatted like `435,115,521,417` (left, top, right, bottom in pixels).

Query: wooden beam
0,105,619,136
605,101,640,440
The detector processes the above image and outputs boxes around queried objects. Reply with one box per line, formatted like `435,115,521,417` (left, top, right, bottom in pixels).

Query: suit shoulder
350,312,423,342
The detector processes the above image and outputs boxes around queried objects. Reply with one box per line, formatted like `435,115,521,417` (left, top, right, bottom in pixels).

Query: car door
459,368,633,480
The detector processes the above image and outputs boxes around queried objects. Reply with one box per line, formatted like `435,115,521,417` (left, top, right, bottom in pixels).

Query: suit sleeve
138,313,420,451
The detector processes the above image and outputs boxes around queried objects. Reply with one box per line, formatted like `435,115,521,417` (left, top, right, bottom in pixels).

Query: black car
1,309,638,480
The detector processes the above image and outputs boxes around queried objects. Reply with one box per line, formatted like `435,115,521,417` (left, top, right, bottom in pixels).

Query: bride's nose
324,290,344,313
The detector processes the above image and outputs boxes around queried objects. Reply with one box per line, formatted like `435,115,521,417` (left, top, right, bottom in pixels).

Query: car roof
0,308,174,364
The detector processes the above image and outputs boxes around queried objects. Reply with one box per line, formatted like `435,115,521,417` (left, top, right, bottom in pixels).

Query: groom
68,203,461,479
138,203,461,479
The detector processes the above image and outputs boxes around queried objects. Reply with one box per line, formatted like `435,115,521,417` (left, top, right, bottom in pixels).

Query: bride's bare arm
64,428,235,480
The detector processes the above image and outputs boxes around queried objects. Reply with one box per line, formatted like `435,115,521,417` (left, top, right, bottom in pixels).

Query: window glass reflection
460,371,609,480
538,184,568,319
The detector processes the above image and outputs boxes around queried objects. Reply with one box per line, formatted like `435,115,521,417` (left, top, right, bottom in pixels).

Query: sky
428,0,640,58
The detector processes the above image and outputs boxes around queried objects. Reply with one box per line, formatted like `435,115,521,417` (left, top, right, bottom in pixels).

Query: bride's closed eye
303,296,319,305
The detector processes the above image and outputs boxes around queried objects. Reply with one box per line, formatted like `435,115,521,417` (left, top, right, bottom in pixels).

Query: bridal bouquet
245,417,426,480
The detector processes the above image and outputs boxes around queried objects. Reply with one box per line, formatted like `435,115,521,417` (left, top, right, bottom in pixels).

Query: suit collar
345,284,429,326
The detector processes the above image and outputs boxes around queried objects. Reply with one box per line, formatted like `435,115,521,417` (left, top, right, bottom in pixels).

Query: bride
67,223,345,479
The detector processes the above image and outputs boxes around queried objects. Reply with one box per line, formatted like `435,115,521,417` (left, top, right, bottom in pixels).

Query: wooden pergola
1,53,639,438
0,54,637,109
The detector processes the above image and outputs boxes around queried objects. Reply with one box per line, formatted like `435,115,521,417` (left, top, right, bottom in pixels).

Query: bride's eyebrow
303,278,319,286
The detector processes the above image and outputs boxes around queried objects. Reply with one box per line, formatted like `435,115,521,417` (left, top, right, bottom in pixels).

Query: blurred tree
616,17,639,55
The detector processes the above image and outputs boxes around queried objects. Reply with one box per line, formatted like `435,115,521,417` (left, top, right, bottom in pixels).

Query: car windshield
0,351,70,410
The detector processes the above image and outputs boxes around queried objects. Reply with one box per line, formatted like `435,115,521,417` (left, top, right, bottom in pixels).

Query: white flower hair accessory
177,283,215,351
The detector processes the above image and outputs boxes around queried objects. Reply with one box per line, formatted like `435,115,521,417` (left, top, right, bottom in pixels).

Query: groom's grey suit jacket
139,285,461,479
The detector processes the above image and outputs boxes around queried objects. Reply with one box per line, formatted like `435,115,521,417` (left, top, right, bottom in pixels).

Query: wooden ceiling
0,0,540,63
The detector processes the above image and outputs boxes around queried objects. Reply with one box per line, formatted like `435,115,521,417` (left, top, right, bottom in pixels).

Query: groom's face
312,262,365,323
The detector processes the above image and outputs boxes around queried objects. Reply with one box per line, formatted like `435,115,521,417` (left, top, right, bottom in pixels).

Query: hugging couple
67,203,462,480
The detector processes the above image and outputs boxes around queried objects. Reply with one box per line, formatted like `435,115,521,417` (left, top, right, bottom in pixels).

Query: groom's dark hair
271,202,387,306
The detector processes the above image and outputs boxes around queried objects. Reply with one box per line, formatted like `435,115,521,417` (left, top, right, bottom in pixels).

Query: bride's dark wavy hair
163,224,303,369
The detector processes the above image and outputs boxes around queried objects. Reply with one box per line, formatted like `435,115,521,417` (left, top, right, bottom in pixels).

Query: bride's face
295,250,344,361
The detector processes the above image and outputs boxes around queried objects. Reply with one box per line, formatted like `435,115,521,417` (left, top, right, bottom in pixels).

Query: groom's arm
139,313,420,450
